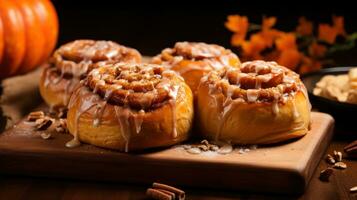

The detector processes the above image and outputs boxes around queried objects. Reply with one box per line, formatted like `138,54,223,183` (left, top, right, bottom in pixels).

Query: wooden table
0,136,356,200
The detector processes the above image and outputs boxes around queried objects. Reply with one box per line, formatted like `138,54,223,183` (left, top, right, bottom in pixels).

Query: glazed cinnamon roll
197,60,311,144
151,42,240,96
39,40,141,110
66,63,194,152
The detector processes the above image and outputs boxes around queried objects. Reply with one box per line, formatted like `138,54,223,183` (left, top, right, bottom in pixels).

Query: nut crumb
333,162,347,169
187,147,201,154
181,145,191,150
208,144,219,151
27,111,45,122
200,139,209,146
350,186,357,193
218,144,233,154
325,154,336,164
333,151,343,162
197,144,209,152
319,168,333,182
40,132,51,140
55,119,68,133
35,116,53,131
58,108,67,118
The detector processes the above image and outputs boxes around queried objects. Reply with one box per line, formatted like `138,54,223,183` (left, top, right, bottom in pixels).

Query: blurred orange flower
318,24,338,44
226,15,351,74
262,16,277,31
309,42,327,58
225,15,249,47
299,56,322,74
278,49,301,70
276,33,297,51
260,17,282,48
296,17,313,36
332,16,346,36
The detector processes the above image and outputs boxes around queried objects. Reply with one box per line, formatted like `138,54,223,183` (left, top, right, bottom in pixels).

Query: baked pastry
39,40,141,110
151,42,240,96
197,60,311,144
66,63,194,152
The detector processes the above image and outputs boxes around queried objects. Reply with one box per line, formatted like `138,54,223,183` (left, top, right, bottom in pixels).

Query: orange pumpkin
0,0,58,79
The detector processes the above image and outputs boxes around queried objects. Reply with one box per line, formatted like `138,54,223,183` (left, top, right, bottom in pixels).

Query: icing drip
114,106,132,153
247,89,259,102
291,96,300,119
168,85,180,138
66,86,100,148
134,110,145,134
114,107,146,152
272,90,280,115
255,77,262,89
224,85,234,106
93,88,113,127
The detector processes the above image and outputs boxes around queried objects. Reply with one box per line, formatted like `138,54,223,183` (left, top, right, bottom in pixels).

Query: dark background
51,0,357,63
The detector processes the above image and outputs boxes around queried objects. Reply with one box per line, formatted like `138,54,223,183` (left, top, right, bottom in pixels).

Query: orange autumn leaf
332,16,346,36
231,33,246,46
250,33,268,52
296,17,313,36
225,15,249,47
299,56,322,74
262,16,277,31
225,14,351,75
276,33,297,51
277,49,301,70
260,16,282,47
241,41,263,60
225,15,249,34
318,24,338,44
309,42,327,58
260,29,283,48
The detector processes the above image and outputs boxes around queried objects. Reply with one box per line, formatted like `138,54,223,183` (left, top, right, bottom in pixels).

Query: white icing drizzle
114,106,132,152
255,64,269,74
255,78,262,89
272,90,281,115
224,85,234,106
168,85,180,138
291,95,300,119
92,88,113,127
66,86,100,148
134,110,145,134
259,74,273,83
247,89,260,102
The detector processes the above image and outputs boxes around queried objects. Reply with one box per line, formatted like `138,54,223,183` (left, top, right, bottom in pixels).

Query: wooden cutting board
0,112,334,194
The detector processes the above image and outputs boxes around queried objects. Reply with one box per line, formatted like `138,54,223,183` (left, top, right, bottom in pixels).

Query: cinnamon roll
39,40,141,110
197,60,311,144
66,63,194,152
151,42,240,96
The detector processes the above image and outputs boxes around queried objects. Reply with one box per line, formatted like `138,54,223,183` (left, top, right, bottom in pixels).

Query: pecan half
27,111,45,122
35,116,53,130
319,168,334,182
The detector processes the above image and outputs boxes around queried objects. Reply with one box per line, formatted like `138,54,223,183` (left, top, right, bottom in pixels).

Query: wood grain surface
0,112,334,195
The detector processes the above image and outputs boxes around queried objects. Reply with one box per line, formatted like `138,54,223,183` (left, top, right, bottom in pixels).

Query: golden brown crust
86,64,175,110
151,42,240,95
39,40,142,109
197,60,311,144
51,40,142,76
66,63,194,152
